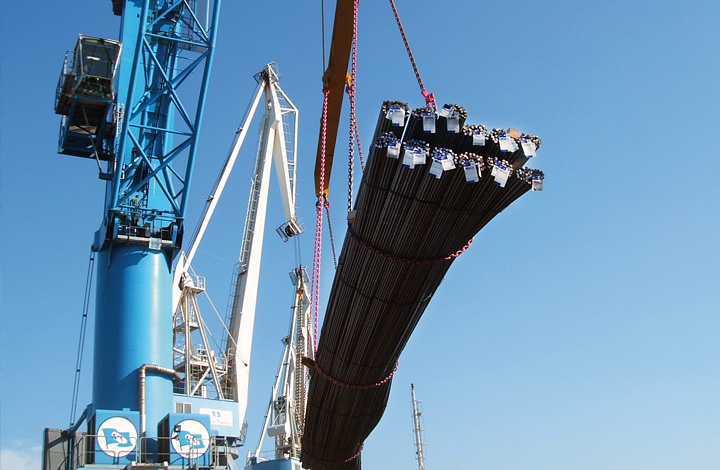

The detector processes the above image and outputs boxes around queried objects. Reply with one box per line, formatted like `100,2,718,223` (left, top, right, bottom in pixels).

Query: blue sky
2,1,719,469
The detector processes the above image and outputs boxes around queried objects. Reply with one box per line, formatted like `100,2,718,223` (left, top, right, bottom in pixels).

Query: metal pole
411,384,426,470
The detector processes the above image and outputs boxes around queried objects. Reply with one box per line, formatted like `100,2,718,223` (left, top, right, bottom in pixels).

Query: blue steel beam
102,0,221,249
90,0,222,441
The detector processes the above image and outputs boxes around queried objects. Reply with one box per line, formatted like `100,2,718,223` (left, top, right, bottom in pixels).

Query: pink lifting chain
314,360,399,390
347,223,473,265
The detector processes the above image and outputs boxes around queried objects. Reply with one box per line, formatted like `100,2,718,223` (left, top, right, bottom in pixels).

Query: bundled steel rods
301,101,544,470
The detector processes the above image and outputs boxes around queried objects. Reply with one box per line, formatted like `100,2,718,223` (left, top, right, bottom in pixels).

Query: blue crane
47,1,226,468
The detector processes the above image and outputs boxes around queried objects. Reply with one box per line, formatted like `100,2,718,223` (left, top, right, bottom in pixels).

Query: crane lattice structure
411,384,427,470
52,0,223,440
172,63,301,415
248,266,312,466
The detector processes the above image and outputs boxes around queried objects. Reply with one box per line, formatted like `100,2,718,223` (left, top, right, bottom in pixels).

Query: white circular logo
171,419,210,458
97,416,138,458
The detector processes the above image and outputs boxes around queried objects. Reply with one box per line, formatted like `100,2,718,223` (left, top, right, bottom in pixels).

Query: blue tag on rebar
431,148,455,171
463,161,479,183
388,105,406,126
429,159,444,178
387,141,400,158
422,113,436,133
402,148,415,168
472,130,486,146
491,163,510,187
498,135,514,152
531,177,543,191
521,139,537,158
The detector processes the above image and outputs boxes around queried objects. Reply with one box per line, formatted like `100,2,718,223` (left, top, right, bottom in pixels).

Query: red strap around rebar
347,223,473,265
314,360,399,390
309,443,365,465
388,0,437,112
344,444,364,463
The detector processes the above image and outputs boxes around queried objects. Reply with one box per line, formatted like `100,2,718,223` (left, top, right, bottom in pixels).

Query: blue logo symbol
102,428,133,447
177,431,205,449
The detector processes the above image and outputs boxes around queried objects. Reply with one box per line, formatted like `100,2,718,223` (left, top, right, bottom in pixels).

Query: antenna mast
411,383,427,470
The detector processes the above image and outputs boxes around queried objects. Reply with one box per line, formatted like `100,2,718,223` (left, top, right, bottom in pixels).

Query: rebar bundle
301,101,543,470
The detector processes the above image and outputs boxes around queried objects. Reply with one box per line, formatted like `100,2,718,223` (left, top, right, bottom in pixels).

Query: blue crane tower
46,1,230,468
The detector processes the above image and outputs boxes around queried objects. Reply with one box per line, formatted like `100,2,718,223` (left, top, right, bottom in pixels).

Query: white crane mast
411,383,427,470
172,75,267,309
250,267,312,463
171,63,301,432
224,64,300,426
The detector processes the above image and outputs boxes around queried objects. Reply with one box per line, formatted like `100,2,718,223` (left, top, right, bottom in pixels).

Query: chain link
388,0,436,111
324,200,338,269
347,0,360,213
312,88,330,353
309,443,365,465
315,360,399,390
347,223,473,265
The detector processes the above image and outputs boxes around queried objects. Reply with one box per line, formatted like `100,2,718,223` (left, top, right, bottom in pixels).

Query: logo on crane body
171,419,210,458
97,416,138,457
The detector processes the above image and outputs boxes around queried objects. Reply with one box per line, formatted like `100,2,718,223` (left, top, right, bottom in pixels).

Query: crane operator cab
55,35,122,160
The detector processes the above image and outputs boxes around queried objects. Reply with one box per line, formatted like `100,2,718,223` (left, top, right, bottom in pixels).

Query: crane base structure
44,61,305,470
47,0,227,467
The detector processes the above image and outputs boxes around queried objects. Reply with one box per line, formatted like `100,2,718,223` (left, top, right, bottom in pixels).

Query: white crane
248,266,312,467
171,63,301,442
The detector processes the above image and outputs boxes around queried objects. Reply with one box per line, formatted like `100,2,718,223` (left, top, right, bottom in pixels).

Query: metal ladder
221,114,270,354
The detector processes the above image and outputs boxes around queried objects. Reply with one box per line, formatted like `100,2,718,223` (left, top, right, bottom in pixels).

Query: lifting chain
312,88,331,353
388,0,436,111
347,0,364,214
325,200,338,269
